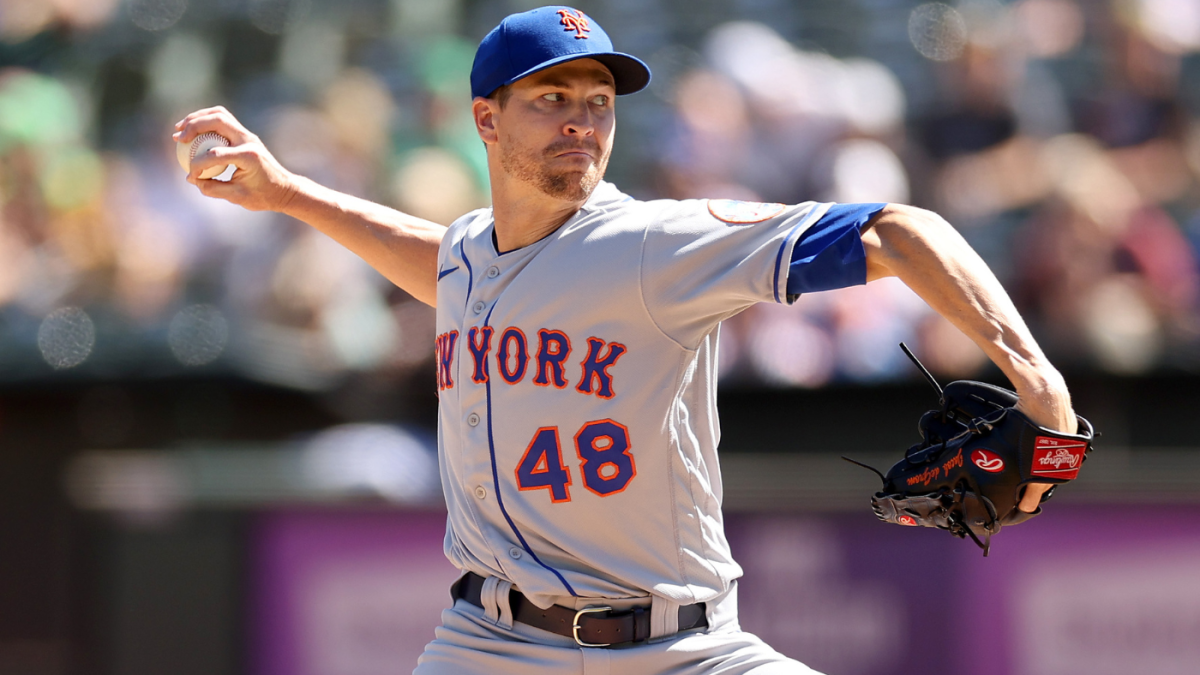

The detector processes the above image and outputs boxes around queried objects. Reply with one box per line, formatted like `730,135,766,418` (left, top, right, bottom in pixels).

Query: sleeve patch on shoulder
707,199,787,224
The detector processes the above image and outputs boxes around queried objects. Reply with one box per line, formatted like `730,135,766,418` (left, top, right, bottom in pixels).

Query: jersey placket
469,224,583,596
454,227,510,572
455,229,543,582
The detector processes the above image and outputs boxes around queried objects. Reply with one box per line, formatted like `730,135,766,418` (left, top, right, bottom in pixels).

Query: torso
433,181,828,608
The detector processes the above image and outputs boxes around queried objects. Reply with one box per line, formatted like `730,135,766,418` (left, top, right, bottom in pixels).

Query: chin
542,168,603,202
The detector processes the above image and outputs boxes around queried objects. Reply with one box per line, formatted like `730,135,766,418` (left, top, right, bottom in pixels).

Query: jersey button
472,300,486,314
467,413,480,427
486,266,499,278
508,547,523,560
474,485,487,499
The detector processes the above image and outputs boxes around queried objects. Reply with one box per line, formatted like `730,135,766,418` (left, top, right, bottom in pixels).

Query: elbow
862,204,952,281
868,204,949,235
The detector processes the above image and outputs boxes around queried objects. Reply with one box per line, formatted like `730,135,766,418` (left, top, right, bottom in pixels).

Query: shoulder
580,191,828,252
579,182,700,218
577,183,719,229
441,207,492,250
644,197,825,236
448,207,493,235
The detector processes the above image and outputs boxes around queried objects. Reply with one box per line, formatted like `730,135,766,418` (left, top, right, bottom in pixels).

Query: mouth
554,149,594,160
548,141,599,160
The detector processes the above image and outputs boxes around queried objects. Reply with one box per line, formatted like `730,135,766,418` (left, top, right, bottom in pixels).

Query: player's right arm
860,204,1073,432
173,106,446,307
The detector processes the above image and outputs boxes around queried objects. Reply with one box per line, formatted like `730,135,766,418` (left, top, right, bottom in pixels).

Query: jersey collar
579,180,631,212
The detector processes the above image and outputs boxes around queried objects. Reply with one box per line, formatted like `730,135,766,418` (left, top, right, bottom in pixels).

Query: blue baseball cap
470,6,651,99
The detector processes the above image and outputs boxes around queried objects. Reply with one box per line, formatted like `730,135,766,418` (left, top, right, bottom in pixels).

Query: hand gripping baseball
173,106,296,212
844,344,1096,556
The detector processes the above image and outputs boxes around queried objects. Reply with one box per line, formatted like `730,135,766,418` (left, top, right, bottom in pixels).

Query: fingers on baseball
195,176,248,204
187,144,255,182
173,107,256,147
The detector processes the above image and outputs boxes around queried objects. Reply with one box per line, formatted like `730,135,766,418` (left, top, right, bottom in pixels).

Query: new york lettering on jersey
437,326,624,398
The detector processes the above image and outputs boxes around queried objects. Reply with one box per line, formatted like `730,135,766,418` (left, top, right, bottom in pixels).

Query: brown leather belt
452,571,707,647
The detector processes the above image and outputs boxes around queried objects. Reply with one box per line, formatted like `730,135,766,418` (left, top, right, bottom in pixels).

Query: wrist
1011,366,1075,434
273,171,308,216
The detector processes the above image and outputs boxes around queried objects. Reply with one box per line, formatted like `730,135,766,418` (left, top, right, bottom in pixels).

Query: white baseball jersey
433,181,840,610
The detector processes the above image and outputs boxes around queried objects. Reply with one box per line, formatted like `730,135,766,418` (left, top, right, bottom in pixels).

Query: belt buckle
572,605,613,647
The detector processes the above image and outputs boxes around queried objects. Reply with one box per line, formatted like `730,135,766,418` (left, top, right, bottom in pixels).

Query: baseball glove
845,344,1095,556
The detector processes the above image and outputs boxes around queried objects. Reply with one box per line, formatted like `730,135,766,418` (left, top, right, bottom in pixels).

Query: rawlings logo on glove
972,449,1005,472
1031,438,1088,479
845,344,1096,556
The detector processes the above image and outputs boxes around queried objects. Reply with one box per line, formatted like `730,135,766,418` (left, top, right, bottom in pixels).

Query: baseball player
174,6,1076,674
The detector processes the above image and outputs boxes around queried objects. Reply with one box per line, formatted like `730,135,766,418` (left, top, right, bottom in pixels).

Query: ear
473,97,499,146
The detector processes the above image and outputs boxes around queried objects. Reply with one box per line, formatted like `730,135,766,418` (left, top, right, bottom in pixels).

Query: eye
542,93,563,102
591,95,609,107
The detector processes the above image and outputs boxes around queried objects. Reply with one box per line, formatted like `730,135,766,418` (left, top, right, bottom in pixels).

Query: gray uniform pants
413,581,823,675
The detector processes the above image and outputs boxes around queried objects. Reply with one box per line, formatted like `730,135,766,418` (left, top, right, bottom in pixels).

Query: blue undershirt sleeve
784,202,886,302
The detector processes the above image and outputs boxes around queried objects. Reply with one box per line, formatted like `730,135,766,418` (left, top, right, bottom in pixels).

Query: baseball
176,132,233,180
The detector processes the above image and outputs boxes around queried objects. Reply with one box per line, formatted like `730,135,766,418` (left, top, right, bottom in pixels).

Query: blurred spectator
2,0,1200,391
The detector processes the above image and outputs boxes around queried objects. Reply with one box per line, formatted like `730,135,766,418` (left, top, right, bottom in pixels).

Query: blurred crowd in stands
2,0,1200,392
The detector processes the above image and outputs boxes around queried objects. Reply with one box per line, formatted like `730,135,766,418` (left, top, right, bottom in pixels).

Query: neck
488,171,590,254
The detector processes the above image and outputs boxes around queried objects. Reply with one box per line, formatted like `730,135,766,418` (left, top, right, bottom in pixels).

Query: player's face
492,59,616,202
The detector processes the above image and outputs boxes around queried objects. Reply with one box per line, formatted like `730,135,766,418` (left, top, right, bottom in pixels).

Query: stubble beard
499,137,610,202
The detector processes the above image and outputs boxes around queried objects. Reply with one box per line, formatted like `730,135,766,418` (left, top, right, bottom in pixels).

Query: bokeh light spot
0,72,82,150
1082,277,1161,374
168,304,229,366
1016,0,1084,58
38,307,96,370
1135,0,1200,54
908,3,968,62
302,424,439,502
249,0,311,35
279,20,345,90
0,0,55,41
40,147,105,211
391,147,482,226
129,0,187,32
322,69,395,159
828,139,910,204
746,308,835,387
418,36,476,98
148,33,218,109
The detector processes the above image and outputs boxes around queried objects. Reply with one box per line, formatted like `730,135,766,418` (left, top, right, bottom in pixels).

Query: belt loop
650,595,680,639
494,579,514,629
479,576,502,627
477,576,515,630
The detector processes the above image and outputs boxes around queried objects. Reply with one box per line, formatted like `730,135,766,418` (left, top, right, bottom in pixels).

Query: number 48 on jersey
515,419,636,503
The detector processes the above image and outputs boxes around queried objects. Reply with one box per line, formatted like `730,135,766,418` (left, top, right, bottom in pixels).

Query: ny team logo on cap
470,6,651,99
558,9,590,39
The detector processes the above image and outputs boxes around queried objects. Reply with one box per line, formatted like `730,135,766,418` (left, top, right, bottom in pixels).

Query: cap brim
497,51,651,96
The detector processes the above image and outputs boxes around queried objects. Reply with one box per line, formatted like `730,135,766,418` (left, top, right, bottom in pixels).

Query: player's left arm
860,204,1075,512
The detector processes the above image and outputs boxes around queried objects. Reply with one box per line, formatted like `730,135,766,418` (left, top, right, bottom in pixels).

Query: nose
562,101,595,138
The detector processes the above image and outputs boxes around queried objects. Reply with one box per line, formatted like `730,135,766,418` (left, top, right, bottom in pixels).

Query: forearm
175,106,446,307
861,205,1075,434
279,175,446,307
